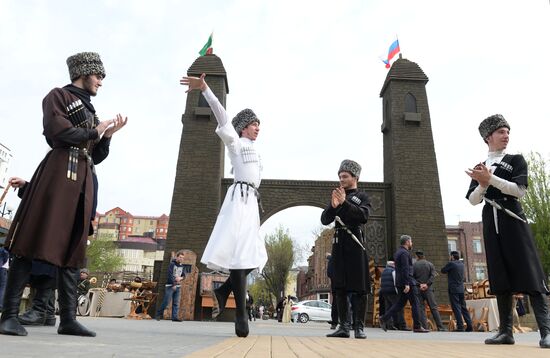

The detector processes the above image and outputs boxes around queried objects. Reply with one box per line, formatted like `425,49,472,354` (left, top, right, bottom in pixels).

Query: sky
1,0,549,264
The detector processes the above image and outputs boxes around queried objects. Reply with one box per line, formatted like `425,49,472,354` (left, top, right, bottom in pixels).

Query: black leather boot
230,269,249,337
212,276,232,320
57,268,95,337
529,293,550,348
45,291,56,326
351,294,367,339
0,256,32,336
327,293,351,338
485,294,514,345
18,287,53,326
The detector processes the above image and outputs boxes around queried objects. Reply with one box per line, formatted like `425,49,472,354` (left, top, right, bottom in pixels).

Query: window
405,93,417,112
198,93,209,107
473,238,482,253
448,239,457,253
319,301,331,309
474,264,487,280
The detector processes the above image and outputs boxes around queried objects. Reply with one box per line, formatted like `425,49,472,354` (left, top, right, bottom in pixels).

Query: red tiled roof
120,236,157,244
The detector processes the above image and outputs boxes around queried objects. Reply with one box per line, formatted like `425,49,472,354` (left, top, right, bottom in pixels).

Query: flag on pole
382,38,400,69
199,33,213,56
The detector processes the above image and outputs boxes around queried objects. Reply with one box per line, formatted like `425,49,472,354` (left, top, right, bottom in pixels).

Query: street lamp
0,202,13,218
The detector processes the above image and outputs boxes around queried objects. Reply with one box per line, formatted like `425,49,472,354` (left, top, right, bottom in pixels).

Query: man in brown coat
0,52,127,337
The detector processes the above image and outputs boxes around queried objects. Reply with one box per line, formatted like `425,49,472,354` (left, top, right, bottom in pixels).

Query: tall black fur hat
338,159,361,178
478,114,510,140
66,52,106,81
232,109,259,136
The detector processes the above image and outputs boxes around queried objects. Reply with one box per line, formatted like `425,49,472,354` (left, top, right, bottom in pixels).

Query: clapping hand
465,163,491,187
331,187,346,208
104,114,128,138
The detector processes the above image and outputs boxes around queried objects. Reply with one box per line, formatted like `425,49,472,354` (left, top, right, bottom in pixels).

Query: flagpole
396,34,401,57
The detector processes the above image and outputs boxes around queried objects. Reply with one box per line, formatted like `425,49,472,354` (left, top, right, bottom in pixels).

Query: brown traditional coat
6,87,110,268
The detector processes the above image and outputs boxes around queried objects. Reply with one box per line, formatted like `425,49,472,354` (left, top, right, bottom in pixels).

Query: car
290,300,332,323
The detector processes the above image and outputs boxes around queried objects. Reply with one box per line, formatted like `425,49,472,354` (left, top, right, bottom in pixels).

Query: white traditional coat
200,88,268,273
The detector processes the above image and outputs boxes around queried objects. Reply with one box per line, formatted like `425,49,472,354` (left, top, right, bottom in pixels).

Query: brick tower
380,55,448,299
159,55,229,317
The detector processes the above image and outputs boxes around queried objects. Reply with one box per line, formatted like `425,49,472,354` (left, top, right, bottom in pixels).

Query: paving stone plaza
0,317,547,357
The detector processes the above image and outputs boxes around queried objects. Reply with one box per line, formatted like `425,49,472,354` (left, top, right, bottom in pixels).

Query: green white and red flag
199,33,213,56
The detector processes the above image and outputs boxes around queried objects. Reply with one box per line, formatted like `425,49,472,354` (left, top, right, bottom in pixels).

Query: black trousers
383,293,407,329
381,286,422,329
449,292,472,330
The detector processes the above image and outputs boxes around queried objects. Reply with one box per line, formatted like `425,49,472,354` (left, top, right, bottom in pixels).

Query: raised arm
180,73,228,128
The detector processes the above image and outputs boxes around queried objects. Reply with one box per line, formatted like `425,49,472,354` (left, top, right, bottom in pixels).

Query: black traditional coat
466,154,549,295
7,87,110,268
321,188,371,293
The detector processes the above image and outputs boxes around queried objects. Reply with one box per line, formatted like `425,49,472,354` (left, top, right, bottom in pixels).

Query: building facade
0,142,12,190
446,221,487,283
93,207,169,274
299,223,488,303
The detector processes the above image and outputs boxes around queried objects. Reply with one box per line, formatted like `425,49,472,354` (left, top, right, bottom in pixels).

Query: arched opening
259,205,324,266
404,92,417,113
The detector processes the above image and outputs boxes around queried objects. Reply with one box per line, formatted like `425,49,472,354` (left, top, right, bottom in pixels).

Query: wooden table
125,292,158,320
466,298,498,331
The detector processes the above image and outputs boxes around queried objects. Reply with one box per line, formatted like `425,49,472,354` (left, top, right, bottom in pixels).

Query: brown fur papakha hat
66,52,106,81
478,114,510,140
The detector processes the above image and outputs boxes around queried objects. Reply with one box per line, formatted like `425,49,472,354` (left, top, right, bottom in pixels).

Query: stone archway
161,53,449,315
222,178,392,264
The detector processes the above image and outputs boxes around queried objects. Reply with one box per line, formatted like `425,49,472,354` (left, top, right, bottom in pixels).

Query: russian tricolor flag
383,39,400,69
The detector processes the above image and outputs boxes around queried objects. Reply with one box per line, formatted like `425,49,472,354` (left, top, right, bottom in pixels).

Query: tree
522,151,550,278
248,279,273,307
261,225,295,302
86,238,125,273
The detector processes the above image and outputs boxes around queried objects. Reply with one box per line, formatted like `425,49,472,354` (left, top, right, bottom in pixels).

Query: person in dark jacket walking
246,291,255,321
379,235,429,333
379,260,407,330
441,251,473,332
321,159,371,339
466,114,550,348
156,251,186,321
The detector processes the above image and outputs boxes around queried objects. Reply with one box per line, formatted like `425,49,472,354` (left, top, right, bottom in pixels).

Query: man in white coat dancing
180,73,268,337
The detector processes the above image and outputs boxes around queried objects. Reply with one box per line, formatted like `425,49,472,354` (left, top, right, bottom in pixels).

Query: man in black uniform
466,114,550,348
321,159,371,339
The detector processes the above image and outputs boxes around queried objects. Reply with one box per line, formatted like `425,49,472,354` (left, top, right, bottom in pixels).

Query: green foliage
522,152,550,278
248,279,274,307
86,238,125,273
261,225,295,302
